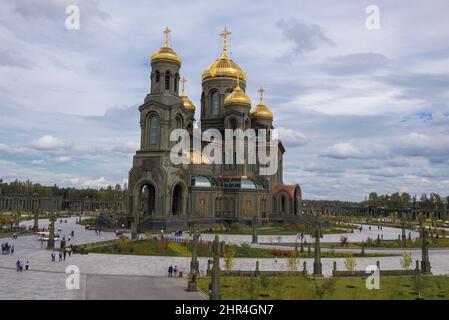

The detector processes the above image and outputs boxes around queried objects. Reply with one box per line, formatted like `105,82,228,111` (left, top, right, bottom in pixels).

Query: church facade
127,28,301,235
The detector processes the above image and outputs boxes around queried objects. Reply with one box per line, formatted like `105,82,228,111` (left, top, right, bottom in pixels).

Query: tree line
364,192,449,211
0,179,128,202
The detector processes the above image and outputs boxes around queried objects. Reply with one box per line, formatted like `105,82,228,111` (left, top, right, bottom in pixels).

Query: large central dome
201,51,247,82
201,27,247,82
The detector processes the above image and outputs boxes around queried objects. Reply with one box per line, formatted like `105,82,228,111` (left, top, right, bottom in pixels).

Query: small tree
287,251,300,273
400,251,413,270
344,256,357,274
412,273,428,300
223,245,236,272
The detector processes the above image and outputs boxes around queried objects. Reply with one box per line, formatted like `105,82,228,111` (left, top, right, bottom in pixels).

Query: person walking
59,251,63,262
25,261,29,271
51,252,55,262
16,259,20,272
11,245,14,255
173,265,178,277
168,265,173,277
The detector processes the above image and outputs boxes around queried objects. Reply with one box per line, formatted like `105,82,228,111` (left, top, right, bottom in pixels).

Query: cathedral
127,27,302,236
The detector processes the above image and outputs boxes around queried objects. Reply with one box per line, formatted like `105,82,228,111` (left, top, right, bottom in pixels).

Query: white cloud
31,135,65,150
112,141,139,154
68,177,109,188
275,127,308,147
321,142,362,159
53,156,72,163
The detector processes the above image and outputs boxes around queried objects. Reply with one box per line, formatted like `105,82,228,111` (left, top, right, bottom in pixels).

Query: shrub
230,222,241,233
287,251,300,272
400,251,413,270
224,245,236,271
344,256,357,273
269,249,291,257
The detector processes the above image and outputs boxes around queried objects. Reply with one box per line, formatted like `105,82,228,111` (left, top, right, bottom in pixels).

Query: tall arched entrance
171,184,183,215
140,184,156,215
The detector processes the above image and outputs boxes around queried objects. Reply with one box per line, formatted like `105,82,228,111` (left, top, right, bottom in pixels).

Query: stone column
187,231,200,291
131,194,139,239
313,226,323,277
251,215,258,244
420,229,432,274
255,260,260,277
32,210,39,232
209,235,222,300
14,208,20,229
47,212,56,250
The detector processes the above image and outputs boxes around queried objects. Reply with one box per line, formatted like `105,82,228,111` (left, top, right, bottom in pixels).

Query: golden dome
150,27,181,65
180,78,195,111
201,52,247,82
151,46,181,65
224,81,251,107
251,88,273,120
201,27,246,82
181,95,195,111
186,149,211,164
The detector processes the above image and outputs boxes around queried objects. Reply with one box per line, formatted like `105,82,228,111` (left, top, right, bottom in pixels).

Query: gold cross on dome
163,27,171,47
181,77,187,93
258,87,265,103
220,27,231,52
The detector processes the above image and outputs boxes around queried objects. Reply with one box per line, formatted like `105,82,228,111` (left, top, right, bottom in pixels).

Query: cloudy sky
1,0,448,201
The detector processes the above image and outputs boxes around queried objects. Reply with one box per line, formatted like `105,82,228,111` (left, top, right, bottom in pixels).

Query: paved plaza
0,217,448,299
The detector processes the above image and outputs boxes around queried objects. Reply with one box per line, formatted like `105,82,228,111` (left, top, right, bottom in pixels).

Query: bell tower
200,27,247,133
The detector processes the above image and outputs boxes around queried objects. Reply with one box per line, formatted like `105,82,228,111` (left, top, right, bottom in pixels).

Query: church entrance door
141,184,156,215
172,184,183,215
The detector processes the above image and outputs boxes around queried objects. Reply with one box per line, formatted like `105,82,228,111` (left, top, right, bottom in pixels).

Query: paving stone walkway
0,217,447,299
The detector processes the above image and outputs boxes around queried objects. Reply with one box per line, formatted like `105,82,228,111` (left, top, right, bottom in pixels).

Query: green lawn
197,275,449,300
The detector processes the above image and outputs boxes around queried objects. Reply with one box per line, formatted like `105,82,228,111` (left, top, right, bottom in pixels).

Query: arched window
171,115,183,130
211,91,219,115
174,73,179,93
229,118,237,130
149,115,158,145
155,70,160,83
165,71,170,91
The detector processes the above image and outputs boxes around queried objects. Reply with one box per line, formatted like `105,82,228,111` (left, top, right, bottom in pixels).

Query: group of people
1,242,14,255
167,265,179,277
50,250,70,262
15,259,29,272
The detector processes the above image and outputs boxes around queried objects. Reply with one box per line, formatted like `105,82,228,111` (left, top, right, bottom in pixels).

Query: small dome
181,95,195,111
251,88,273,120
251,103,273,120
201,52,246,82
224,82,251,108
151,46,181,65
180,78,195,111
150,27,181,65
